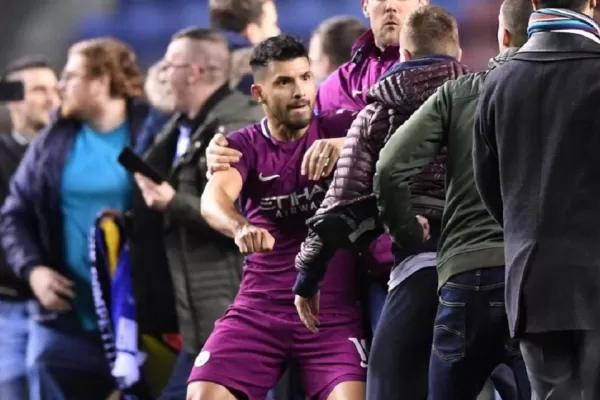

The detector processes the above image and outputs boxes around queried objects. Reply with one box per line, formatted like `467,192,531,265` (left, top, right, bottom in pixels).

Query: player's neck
267,120,309,142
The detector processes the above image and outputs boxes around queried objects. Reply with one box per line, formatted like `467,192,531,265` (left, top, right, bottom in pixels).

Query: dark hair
402,5,460,58
3,56,52,81
538,0,588,11
171,26,228,45
209,0,270,33
250,34,307,73
501,0,534,47
313,16,367,69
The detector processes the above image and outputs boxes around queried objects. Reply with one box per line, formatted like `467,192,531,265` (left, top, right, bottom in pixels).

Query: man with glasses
131,27,263,400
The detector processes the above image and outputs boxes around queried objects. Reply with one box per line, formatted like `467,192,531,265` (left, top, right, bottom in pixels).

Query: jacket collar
488,47,520,69
221,30,253,50
350,29,399,63
379,54,456,81
177,83,232,132
517,31,600,56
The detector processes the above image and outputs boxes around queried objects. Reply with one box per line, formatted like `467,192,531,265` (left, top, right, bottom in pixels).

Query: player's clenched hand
295,292,320,333
206,133,242,178
301,139,341,180
416,215,431,241
234,224,275,254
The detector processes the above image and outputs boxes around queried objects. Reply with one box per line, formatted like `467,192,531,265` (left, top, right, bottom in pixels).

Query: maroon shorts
188,305,367,400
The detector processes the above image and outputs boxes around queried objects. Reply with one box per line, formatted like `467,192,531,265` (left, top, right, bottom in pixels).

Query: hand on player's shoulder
234,224,275,254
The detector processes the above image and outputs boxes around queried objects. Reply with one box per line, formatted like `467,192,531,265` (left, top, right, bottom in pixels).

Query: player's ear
251,84,265,104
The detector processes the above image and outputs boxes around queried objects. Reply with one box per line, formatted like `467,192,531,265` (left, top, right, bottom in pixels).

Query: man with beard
292,6,469,400
0,38,148,400
0,56,59,400
205,0,428,339
374,0,533,398
189,35,366,400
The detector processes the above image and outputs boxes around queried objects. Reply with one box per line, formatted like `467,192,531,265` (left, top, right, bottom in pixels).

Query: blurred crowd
0,0,600,400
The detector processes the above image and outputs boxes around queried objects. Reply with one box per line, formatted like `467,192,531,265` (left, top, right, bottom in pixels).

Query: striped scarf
527,8,600,42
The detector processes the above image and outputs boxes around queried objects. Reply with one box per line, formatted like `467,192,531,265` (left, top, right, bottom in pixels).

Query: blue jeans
428,267,530,400
368,281,387,333
27,321,116,400
0,300,29,400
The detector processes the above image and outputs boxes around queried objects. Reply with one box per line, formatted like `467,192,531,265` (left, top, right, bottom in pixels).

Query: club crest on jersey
259,179,332,218
194,350,211,367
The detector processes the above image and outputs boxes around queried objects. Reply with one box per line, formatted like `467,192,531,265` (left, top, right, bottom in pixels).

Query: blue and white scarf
527,8,600,44
89,215,145,397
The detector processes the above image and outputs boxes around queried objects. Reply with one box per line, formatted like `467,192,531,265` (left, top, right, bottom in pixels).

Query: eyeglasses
161,60,192,71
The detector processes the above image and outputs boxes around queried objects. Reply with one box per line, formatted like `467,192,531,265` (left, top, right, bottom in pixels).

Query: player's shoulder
226,120,264,150
315,109,359,130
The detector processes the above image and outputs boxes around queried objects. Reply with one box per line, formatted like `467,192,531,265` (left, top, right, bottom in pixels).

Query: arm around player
201,169,274,254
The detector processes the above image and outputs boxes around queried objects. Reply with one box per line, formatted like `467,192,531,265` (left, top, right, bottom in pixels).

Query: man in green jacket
373,0,532,398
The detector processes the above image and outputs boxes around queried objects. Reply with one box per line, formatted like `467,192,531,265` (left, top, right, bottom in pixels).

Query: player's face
363,0,426,48
253,57,316,130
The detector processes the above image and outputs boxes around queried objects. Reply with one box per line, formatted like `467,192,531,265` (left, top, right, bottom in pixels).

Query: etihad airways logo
259,180,331,218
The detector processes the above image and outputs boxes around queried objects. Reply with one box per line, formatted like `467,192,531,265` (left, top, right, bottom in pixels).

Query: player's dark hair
249,34,308,75
313,16,367,69
501,0,534,47
2,56,52,81
538,0,588,11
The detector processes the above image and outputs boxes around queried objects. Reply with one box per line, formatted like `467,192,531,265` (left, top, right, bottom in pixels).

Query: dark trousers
428,267,530,400
520,331,600,399
367,267,439,400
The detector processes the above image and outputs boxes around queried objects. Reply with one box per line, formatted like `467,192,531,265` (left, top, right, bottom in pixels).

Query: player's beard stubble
267,98,313,135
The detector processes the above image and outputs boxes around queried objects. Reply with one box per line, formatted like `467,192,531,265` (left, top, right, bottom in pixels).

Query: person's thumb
215,134,228,145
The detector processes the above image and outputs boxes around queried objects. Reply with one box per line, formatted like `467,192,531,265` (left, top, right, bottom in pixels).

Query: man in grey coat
133,27,263,400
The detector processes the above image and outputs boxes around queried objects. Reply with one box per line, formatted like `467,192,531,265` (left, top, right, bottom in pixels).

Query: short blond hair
401,6,460,59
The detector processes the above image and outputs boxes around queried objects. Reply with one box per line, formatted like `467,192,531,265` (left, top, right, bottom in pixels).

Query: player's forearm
200,189,247,238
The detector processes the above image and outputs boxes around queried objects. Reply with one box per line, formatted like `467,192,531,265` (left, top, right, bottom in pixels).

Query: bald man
134,27,263,400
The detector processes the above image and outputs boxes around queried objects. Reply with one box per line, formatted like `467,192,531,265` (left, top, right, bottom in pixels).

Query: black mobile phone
118,147,165,184
0,81,24,102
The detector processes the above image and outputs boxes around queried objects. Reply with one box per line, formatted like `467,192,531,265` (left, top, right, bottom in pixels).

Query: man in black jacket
473,0,600,398
133,27,263,400
0,57,59,399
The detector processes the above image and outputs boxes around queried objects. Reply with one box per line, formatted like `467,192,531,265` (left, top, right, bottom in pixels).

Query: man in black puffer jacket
292,7,468,400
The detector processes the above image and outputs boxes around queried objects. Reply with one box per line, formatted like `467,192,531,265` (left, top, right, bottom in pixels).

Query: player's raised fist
234,224,275,254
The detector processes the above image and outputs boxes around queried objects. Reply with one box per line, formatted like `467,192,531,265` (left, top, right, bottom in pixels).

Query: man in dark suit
473,0,600,398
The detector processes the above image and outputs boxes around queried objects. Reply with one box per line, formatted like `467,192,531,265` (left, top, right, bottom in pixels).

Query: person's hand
134,173,176,211
416,215,430,241
301,139,341,180
29,266,75,312
233,224,275,254
295,292,320,333
205,133,242,178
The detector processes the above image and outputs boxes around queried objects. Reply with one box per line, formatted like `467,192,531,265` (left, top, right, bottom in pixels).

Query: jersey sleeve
318,109,359,139
226,128,257,183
